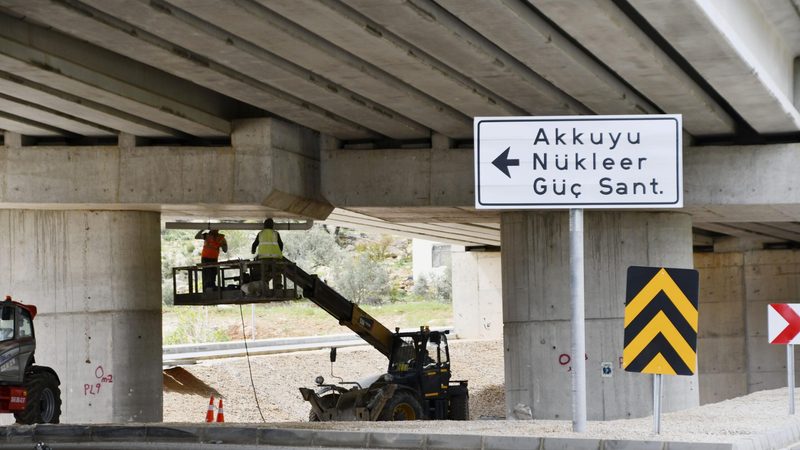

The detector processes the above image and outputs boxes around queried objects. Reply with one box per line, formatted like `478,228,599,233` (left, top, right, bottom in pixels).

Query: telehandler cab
0,296,61,424
301,327,469,421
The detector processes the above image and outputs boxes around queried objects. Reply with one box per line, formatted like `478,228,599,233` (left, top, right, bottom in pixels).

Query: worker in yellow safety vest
251,219,284,289
195,228,228,291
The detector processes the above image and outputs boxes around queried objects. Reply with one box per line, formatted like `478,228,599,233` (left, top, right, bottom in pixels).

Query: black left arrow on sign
492,147,519,178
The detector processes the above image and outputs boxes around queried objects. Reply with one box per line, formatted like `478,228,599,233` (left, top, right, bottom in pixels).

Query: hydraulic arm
283,262,394,357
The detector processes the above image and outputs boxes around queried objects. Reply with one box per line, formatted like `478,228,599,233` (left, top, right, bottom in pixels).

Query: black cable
239,304,266,423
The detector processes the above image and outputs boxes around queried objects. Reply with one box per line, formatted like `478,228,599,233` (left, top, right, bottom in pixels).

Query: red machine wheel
14,368,61,424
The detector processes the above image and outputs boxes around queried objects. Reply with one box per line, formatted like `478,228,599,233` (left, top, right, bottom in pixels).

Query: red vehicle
0,296,61,424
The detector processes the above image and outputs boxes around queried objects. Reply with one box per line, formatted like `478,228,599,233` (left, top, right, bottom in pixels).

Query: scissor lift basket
172,259,299,305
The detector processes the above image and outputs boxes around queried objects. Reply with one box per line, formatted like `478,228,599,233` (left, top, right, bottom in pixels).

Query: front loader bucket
300,384,397,422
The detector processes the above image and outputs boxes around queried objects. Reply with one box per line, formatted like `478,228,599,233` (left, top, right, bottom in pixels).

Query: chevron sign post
768,303,800,414
623,267,699,374
623,266,699,433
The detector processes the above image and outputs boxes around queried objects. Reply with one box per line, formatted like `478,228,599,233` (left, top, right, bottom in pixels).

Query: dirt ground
163,339,800,445
163,339,504,423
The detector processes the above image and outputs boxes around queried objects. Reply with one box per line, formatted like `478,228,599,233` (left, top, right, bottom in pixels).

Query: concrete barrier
1,423,797,450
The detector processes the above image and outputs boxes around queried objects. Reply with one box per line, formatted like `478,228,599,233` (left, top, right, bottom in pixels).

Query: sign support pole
569,208,587,432
653,374,663,434
789,344,795,415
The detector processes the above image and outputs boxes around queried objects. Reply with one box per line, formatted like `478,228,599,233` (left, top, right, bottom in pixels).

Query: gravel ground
163,339,800,444
164,339,504,423
288,389,800,444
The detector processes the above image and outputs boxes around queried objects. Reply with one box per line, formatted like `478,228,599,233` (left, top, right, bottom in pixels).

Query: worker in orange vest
196,228,228,291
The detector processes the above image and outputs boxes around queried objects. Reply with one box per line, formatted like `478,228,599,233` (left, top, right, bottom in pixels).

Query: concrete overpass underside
0,0,799,424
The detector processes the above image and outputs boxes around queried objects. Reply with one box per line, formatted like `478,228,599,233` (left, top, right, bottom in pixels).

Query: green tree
335,253,391,305
282,225,344,280
355,234,395,261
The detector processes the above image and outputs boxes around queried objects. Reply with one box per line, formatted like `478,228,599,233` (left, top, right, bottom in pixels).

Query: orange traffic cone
216,398,224,423
205,395,215,422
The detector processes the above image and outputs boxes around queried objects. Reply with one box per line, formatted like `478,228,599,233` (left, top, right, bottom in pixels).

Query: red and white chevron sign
768,303,800,344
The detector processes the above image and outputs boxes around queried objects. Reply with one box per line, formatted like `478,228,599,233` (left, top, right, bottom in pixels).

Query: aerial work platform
172,257,394,356
172,259,301,305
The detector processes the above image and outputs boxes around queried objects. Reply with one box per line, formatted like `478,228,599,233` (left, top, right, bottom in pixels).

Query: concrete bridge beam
0,118,333,220
323,142,800,224
631,0,800,133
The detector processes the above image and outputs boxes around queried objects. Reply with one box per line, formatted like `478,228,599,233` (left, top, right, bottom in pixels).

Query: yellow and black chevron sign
623,266,699,376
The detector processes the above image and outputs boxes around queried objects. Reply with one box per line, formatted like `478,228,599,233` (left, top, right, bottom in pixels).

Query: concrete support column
696,246,800,404
0,210,162,423
695,251,747,404
452,249,503,339
501,211,697,420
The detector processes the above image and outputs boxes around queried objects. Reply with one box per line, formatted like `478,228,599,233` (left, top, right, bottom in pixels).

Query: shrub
282,225,344,275
412,267,451,303
355,234,395,261
334,254,391,305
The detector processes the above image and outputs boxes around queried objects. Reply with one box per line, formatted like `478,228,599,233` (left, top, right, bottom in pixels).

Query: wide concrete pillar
502,211,697,420
0,210,162,423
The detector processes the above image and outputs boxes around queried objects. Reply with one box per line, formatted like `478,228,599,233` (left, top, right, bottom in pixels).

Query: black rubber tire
14,368,61,424
448,391,469,420
308,394,339,422
377,390,423,421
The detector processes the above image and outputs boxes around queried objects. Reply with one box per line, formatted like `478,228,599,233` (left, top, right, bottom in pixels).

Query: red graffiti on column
84,365,114,396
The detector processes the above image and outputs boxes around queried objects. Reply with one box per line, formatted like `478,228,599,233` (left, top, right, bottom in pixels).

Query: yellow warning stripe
643,353,676,375
624,268,697,331
623,311,696,372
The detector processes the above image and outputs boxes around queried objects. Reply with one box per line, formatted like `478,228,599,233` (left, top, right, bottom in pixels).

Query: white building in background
412,239,436,282
412,239,451,282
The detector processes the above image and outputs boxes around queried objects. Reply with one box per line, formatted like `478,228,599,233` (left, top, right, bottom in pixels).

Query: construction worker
196,228,228,291
251,219,284,289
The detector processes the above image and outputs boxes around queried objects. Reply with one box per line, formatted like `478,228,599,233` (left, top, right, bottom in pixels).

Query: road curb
3,423,797,449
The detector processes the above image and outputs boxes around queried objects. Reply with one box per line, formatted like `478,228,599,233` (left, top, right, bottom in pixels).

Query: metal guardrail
162,327,454,365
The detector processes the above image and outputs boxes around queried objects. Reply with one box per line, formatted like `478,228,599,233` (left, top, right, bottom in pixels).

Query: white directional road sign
474,115,682,209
